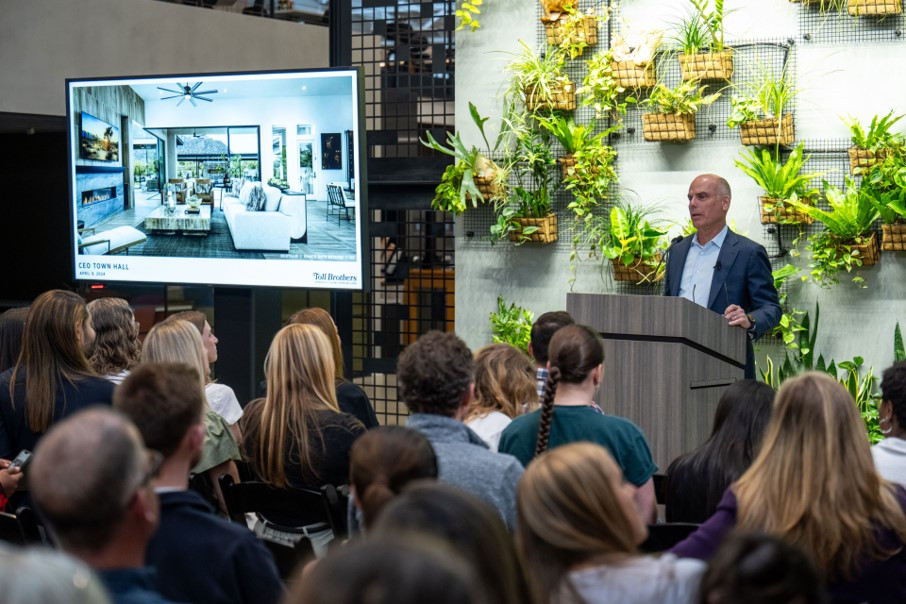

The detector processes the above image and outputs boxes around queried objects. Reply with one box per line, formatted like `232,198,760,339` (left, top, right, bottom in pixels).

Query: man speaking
664,174,780,378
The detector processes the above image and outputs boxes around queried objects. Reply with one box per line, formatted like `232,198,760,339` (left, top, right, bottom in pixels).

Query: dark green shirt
498,405,657,486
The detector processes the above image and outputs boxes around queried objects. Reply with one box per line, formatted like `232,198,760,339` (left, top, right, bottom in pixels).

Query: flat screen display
66,68,367,289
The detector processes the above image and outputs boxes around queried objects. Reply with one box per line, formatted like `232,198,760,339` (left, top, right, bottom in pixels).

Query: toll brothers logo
313,272,357,284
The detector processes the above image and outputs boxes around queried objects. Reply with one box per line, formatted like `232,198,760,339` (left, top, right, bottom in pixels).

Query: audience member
518,442,704,603
665,380,774,522
286,536,484,604
166,310,243,440
528,310,574,399
241,323,365,555
115,363,283,604
29,407,175,603
87,297,141,385
464,343,537,451
0,456,23,510
0,543,111,604
349,425,437,531
874,361,906,487
396,331,523,530
672,372,906,602
0,307,28,373
373,482,532,604
698,532,827,604
288,307,379,428
142,319,241,513
499,324,657,521
0,290,114,460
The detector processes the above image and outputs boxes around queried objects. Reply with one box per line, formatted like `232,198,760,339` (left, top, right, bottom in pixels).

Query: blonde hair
251,323,339,487
288,307,344,380
141,320,208,397
517,442,639,603
735,371,906,580
465,344,536,422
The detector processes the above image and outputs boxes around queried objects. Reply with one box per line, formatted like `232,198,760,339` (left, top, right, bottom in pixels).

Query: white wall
455,0,906,375
0,0,329,117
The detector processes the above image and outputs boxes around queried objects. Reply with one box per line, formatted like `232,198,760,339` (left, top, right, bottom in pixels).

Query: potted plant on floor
727,58,797,146
504,41,576,113
843,110,905,174
541,4,604,59
788,179,881,287
861,154,906,250
640,80,720,142
600,202,669,283
674,0,733,81
421,103,506,214
610,30,663,90
734,142,821,224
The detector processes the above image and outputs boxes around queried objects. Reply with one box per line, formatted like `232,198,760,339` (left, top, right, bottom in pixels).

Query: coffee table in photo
144,206,211,235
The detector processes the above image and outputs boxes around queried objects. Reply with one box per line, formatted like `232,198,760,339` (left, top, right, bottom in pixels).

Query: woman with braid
499,324,658,521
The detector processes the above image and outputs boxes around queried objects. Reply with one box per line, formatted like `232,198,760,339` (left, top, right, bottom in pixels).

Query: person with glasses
30,407,177,604
115,363,283,604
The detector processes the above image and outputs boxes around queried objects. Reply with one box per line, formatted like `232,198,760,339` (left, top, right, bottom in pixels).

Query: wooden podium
567,293,746,471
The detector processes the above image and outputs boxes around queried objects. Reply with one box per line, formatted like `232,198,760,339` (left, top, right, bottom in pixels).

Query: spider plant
726,58,797,127
674,0,729,54
503,40,571,113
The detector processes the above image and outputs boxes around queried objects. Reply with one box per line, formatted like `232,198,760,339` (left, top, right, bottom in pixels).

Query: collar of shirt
692,224,729,252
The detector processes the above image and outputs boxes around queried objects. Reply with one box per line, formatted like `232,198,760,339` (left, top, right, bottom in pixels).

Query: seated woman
87,297,141,385
288,307,379,428
874,361,906,487
464,344,537,451
499,324,657,521
665,380,774,522
166,310,243,441
672,372,906,602
517,442,705,603
142,319,241,514
241,323,366,555
0,307,28,374
348,425,437,533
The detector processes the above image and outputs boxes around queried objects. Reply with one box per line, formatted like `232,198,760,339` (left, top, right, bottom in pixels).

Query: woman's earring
880,414,893,435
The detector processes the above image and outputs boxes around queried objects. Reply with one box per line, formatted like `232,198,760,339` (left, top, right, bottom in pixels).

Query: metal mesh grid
797,2,906,44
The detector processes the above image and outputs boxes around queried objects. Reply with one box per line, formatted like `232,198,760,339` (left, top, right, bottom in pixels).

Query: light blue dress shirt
678,225,729,308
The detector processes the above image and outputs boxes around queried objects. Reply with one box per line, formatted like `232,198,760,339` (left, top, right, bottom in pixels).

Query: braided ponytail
534,367,560,457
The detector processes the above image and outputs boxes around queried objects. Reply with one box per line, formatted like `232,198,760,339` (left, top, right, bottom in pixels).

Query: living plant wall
453,0,906,392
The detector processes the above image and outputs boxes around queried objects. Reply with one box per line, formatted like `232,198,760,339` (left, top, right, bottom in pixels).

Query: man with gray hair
30,407,174,604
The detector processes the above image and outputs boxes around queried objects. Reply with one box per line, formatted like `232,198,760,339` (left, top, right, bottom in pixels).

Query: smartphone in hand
8,449,32,472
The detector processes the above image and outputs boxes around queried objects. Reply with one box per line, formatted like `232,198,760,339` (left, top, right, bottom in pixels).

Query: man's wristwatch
746,313,757,340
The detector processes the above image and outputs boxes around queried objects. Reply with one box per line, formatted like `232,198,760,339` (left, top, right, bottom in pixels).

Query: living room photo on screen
67,68,366,290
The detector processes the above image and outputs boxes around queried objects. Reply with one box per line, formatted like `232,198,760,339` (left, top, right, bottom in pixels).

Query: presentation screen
66,68,367,289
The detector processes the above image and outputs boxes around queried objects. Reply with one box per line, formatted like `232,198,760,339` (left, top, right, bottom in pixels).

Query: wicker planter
508,213,558,244
558,154,577,179
542,15,598,52
759,196,814,225
882,223,906,251
474,174,502,202
611,60,656,89
847,232,880,266
740,113,795,146
611,253,664,283
525,80,576,112
848,0,902,16
848,147,891,174
679,51,734,81
642,113,696,142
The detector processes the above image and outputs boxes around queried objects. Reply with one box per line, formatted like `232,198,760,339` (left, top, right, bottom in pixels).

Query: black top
241,400,365,488
336,379,379,428
0,367,115,459
147,490,284,604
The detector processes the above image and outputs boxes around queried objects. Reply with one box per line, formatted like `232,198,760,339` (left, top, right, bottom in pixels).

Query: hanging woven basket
740,113,795,146
558,154,577,179
882,223,906,251
611,253,664,283
759,196,814,225
642,113,696,142
847,232,880,266
474,175,502,203
508,213,558,244
848,147,891,174
541,15,598,52
610,60,656,89
679,51,734,81
525,80,576,112
848,0,902,16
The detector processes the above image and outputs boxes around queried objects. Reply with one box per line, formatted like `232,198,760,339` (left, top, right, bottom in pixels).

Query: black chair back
640,522,701,553
217,474,328,527
0,507,43,545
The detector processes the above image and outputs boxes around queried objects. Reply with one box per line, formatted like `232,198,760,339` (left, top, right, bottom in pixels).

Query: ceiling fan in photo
157,82,218,107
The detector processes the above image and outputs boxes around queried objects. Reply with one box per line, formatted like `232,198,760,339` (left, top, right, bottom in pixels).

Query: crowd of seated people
2,289,906,603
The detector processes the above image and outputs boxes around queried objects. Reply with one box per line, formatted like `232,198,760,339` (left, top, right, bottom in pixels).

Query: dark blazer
664,229,780,378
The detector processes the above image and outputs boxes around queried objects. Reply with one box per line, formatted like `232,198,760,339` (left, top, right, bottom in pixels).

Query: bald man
664,174,780,378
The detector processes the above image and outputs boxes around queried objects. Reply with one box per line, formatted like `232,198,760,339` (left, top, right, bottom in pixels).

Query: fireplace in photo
82,187,117,205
